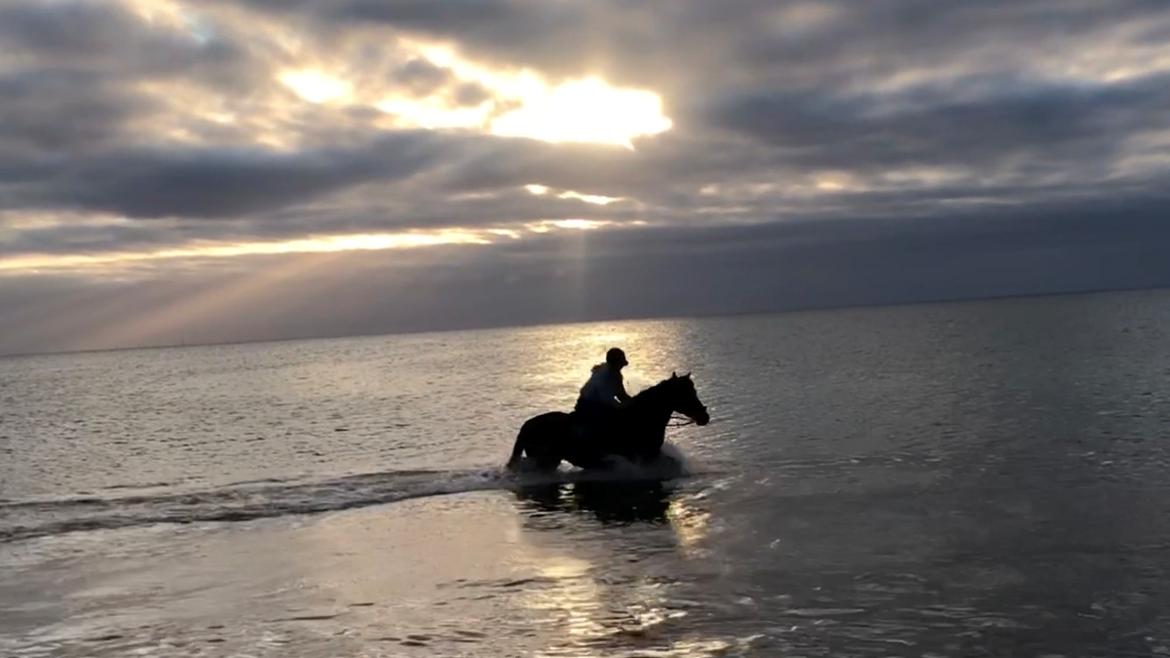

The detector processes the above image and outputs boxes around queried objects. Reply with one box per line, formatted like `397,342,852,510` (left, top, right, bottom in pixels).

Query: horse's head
666,371,710,426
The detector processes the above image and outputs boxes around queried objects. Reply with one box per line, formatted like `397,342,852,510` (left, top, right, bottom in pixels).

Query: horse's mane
631,376,682,403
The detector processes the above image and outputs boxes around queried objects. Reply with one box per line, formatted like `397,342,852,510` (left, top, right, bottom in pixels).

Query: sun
490,77,673,148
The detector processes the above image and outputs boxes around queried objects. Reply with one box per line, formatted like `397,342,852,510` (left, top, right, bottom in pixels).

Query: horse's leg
507,415,564,473
506,415,542,469
505,431,527,470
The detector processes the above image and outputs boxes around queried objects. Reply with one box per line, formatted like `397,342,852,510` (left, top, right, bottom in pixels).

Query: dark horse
506,372,710,472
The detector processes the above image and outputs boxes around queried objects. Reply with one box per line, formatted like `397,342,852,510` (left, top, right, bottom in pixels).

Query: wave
0,445,696,544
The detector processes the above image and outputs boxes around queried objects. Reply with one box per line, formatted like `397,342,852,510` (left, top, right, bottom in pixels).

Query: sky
2,0,1170,355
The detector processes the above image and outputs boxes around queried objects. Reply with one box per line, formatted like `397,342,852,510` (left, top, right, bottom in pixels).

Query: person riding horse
508,364,709,471
574,347,632,437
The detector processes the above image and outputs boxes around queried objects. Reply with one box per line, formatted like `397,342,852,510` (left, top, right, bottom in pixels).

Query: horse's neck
630,385,674,428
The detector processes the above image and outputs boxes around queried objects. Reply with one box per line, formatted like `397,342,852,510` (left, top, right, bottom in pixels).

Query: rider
574,347,632,435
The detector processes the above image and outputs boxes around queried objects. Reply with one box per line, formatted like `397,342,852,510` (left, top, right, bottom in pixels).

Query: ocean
3,289,1170,657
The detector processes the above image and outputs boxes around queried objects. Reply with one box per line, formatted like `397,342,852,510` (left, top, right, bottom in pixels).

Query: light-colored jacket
576,363,632,408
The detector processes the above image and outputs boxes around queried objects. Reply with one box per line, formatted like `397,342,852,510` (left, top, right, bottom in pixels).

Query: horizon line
2,284,1166,360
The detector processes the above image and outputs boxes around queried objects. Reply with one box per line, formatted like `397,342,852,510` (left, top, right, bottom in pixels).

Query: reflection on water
515,481,674,525
519,555,607,642
7,291,1170,656
666,496,712,559
514,481,713,557
507,480,738,657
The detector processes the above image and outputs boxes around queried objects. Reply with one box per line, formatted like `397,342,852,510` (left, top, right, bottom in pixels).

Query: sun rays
0,220,636,276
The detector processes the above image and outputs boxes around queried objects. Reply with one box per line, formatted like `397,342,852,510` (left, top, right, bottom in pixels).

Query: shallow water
4,290,1170,656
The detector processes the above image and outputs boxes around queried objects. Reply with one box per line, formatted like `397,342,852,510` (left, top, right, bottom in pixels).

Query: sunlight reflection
511,321,686,407
513,527,687,653
510,493,723,656
525,557,608,639
666,497,713,559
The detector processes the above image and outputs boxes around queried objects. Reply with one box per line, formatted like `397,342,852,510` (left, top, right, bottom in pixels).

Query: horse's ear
671,371,677,379
684,371,691,379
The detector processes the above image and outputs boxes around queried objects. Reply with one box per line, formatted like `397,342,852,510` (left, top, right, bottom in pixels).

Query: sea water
3,290,1170,656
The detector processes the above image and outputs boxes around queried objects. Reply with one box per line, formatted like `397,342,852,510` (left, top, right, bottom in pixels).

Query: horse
506,372,710,472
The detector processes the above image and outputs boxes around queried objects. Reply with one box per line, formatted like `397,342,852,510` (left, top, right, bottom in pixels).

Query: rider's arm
615,373,632,404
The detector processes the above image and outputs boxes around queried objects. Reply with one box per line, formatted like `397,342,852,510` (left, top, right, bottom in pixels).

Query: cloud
44,132,451,219
706,73,1170,175
4,199,1170,355
3,0,1170,352
393,57,456,96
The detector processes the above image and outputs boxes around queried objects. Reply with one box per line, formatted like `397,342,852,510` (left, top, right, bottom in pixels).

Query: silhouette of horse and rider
507,348,710,472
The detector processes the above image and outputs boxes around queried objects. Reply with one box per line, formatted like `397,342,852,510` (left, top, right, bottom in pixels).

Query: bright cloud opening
280,70,353,104
527,219,613,233
490,77,673,148
0,230,491,274
0,217,637,275
369,42,672,148
375,97,493,130
558,190,621,206
524,185,622,205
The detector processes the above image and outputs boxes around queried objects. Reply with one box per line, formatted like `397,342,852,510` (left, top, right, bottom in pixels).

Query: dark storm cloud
247,1,1170,91
2,130,671,227
0,1,259,162
0,222,175,256
0,71,138,156
40,132,450,219
705,73,1170,172
0,1,251,84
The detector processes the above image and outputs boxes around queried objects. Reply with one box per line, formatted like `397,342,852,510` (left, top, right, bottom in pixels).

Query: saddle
569,405,620,441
